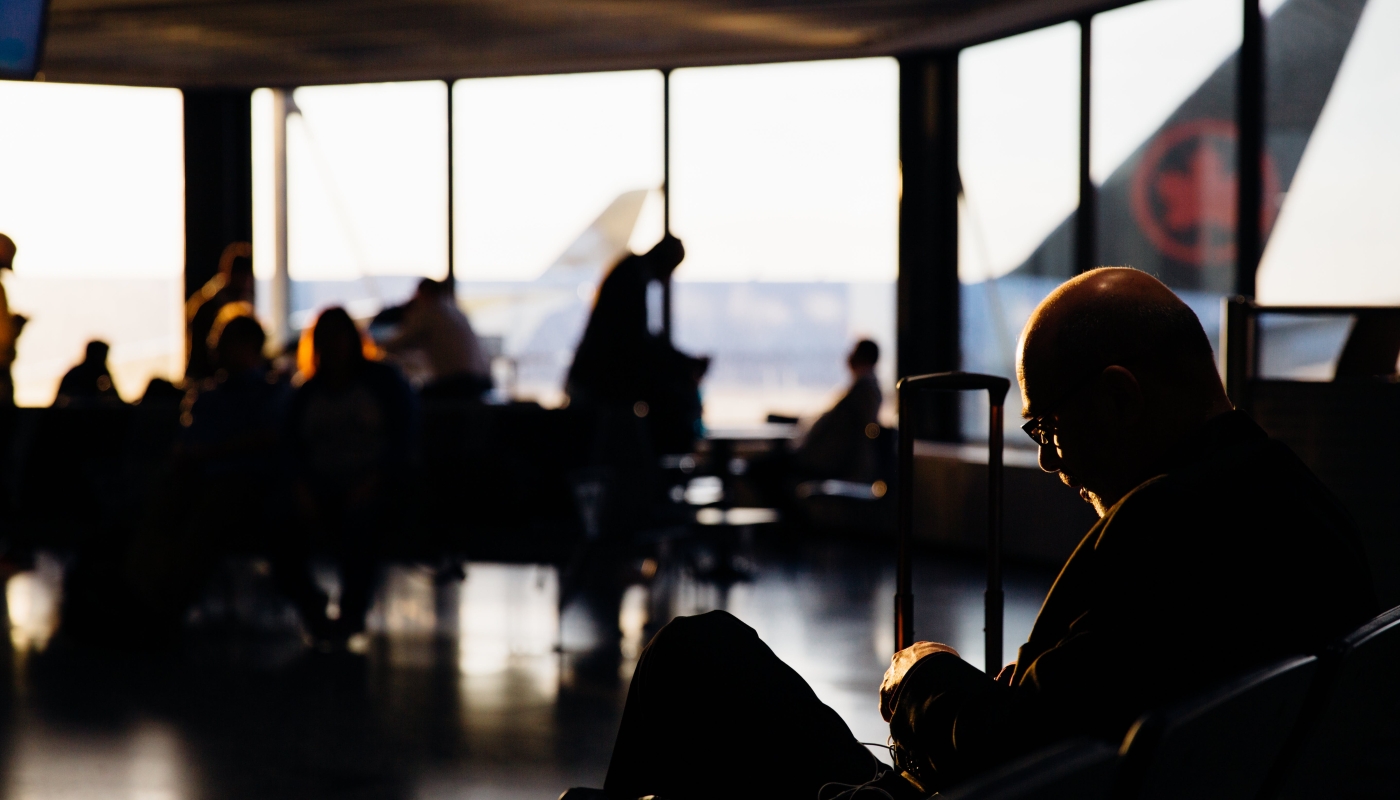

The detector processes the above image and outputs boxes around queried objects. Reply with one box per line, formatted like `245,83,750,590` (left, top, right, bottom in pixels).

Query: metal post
270,88,292,353
180,88,252,309
986,401,1004,674
1222,296,1256,409
897,53,961,441
445,79,456,287
896,383,915,651
1237,0,1265,297
1075,16,1096,275
661,67,673,342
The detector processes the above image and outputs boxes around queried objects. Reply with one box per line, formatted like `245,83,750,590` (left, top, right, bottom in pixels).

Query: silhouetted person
289,307,417,642
167,315,333,633
568,235,708,458
54,340,123,407
793,339,882,480
382,278,492,400
186,241,254,383
0,233,29,406
581,268,1377,800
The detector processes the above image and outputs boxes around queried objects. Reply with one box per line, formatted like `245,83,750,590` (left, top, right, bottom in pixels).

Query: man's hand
880,641,960,722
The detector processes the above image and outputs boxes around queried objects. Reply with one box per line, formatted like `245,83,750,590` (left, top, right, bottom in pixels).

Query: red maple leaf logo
1154,141,1236,234
1130,119,1280,268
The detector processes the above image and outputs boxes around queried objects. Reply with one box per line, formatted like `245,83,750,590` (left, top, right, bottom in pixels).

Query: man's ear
1097,365,1144,426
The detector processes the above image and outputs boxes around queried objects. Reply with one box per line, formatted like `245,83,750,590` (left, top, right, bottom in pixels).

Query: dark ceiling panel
37,0,1137,88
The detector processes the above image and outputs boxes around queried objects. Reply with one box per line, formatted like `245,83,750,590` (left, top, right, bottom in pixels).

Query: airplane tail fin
539,189,650,282
1009,0,1368,292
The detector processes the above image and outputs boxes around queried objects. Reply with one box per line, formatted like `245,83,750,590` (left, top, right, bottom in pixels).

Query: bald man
878,268,1376,791
568,268,1378,800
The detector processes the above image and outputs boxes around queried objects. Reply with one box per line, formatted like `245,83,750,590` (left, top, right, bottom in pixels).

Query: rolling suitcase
896,372,1011,674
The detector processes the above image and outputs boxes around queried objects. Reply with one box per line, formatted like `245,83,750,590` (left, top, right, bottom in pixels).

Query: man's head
1016,268,1232,516
849,339,879,378
416,277,451,302
84,340,110,365
312,306,365,380
219,242,254,297
0,233,16,272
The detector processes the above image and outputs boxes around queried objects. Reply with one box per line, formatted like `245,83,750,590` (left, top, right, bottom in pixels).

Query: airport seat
1263,605,1400,800
941,740,1118,800
1113,655,1317,800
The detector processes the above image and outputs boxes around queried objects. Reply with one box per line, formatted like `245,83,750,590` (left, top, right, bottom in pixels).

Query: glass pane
1089,0,1240,301
1256,313,1355,381
0,82,184,406
254,81,449,330
1257,0,1399,306
669,58,899,427
958,23,1079,440
452,71,664,407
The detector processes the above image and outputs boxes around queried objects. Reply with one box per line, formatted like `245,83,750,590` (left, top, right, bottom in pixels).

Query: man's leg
604,610,879,800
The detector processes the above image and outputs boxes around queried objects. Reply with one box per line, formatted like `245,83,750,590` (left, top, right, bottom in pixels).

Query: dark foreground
0,539,1054,800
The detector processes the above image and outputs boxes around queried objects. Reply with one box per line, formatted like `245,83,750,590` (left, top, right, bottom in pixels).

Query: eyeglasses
1020,371,1102,447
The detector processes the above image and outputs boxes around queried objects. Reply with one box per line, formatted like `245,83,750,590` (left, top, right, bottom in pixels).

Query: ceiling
38,0,1135,88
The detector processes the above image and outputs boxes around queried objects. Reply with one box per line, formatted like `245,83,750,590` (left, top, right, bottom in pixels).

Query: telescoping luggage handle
896,372,1011,675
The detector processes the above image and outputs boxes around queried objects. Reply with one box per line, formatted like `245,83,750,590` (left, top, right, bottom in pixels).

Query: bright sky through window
958,22,1079,282
452,70,664,281
669,58,899,283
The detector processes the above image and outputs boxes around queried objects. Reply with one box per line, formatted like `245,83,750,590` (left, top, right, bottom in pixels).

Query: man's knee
643,610,755,661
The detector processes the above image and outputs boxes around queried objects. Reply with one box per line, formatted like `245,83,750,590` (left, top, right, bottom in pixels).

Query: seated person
53,340,124,407
578,268,1377,800
381,278,493,401
289,307,417,642
170,315,329,632
792,339,882,481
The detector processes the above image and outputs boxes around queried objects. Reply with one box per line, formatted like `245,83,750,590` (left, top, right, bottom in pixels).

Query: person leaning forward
582,268,1377,800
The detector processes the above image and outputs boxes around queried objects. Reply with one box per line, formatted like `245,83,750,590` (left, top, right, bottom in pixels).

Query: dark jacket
891,411,1378,790
287,360,418,492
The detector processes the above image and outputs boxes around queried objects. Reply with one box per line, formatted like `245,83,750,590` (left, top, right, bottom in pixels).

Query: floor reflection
0,540,1054,798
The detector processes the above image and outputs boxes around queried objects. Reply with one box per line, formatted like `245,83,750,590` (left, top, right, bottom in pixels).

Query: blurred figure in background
381,278,492,401
0,233,30,406
186,241,254,383
147,314,331,635
289,307,417,642
568,235,708,458
792,339,882,481
54,340,124,407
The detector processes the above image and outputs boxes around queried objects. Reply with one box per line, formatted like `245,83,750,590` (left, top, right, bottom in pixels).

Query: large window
669,58,899,426
253,82,449,333
1257,0,1400,306
0,81,184,406
452,71,664,407
958,23,1080,440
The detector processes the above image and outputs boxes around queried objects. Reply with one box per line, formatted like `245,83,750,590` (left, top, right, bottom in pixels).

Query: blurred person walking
289,307,417,643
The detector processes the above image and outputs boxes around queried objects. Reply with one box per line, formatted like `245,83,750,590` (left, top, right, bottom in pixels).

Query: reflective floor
0,539,1055,800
